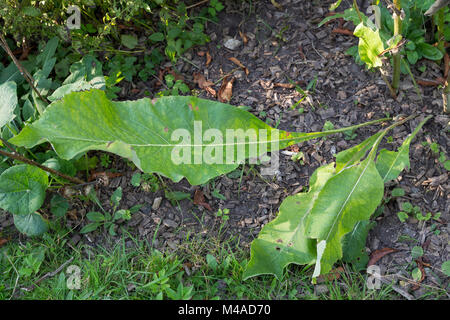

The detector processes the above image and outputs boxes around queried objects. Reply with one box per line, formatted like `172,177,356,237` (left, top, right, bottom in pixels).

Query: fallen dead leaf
206,51,212,66
273,81,305,89
417,78,445,86
218,75,235,103
167,68,184,82
67,209,78,220
298,45,306,60
193,189,212,211
239,30,248,45
197,51,205,57
228,57,249,75
193,72,213,88
368,247,398,266
317,266,344,283
0,238,8,247
193,72,216,96
89,171,123,186
332,28,354,36
288,145,300,153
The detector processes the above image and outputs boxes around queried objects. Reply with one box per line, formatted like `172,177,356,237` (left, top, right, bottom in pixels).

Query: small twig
21,257,74,294
213,67,241,86
179,56,200,69
0,137,17,153
379,276,414,300
186,0,209,10
0,34,49,108
0,149,85,184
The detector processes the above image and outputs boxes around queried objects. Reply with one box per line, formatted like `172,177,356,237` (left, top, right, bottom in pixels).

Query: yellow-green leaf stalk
391,0,402,92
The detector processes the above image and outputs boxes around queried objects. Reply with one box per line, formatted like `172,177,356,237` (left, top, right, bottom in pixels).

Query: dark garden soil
1,0,449,298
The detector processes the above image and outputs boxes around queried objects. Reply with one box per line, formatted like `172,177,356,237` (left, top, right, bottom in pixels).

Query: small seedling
100,154,112,168
81,187,141,235
344,129,357,141
215,208,230,222
291,151,305,165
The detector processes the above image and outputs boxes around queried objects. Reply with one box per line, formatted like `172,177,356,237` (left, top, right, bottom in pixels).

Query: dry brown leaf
89,171,123,186
67,209,78,220
317,266,344,283
239,30,248,45
167,68,184,82
197,51,205,57
193,72,214,89
332,28,354,36
206,51,212,66
228,57,249,75
193,72,216,96
193,189,212,211
368,248,398,266
0,238,8,247
205,86,216,96
218,76,235,103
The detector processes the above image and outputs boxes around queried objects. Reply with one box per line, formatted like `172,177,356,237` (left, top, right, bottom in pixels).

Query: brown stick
0,149,85,184
0,34,49,108
0,137,17,153
186,0,209,10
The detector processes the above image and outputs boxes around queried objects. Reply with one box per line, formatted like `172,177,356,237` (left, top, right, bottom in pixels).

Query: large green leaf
376,116,431,182
0,81,17,129
335,131,383,173
0,165,48,215
48,55,105,101
353,22,384,69
305,156,384,276
13,212,48,236
10,89,385,186
342,220,376,271
243,163,335,279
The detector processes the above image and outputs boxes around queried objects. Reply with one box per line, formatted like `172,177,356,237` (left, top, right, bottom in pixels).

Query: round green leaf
406,50,419,65
50,194,69,217
121,34,138,50
416,43,444,61
411,246,424,259
441,260,450,277
0,165,48,215
149,32,164,42
13,212,48,236
412,267,422,281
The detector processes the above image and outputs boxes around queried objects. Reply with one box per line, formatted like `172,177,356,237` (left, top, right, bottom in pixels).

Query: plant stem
444,72,449,114
0,149,85,184
436,8,445,54
353,0,363,23
0,34,49,110
391,0,402,93
380,69,397,99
